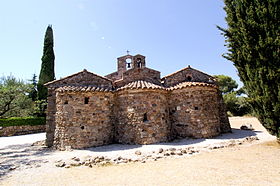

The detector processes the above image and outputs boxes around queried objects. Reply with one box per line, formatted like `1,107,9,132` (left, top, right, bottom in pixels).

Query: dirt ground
1,117,280,186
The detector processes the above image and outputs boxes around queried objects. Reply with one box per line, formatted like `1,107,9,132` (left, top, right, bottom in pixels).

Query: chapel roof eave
115,80,217,92
116,80,165,91
167,81,218,91
53,81,217,93
55,85,113,93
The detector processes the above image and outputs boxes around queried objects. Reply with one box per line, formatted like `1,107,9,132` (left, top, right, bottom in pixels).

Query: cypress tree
38,25,55,100
218,0,280,138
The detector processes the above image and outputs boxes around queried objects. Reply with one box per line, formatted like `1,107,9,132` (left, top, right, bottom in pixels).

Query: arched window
126,58,132,69
137,58,142,68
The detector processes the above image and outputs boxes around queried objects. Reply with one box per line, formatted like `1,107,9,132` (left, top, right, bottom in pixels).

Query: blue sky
0,0,241,86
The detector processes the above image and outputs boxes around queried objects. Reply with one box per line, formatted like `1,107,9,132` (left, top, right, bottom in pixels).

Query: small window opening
194,106,199,110
81,126,85,130
126,58,132,69
84,97,89,104
64,100,68,104
187,76,192,81
137,58,142,68
143,113,148,122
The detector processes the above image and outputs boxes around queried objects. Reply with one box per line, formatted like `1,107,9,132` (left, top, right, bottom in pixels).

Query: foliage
223,92,252,116
214,74,251,116
218,0,280,138
28,74,38,101
0,75,33,118
33,100,48,117
38,25,55,100
214,75,238,94
0,117,46,127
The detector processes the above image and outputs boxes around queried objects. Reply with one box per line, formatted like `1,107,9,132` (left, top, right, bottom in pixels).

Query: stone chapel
44,54,231,150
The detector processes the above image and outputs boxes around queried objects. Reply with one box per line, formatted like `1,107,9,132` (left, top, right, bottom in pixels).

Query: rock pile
54,136,259,169
55,147,200,168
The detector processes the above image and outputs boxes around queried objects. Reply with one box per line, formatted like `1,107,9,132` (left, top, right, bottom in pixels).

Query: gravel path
0,117,277,184
0,133,45,149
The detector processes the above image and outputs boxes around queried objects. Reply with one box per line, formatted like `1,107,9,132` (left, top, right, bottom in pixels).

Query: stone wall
48,83,230,149
105,71,119,82
45,88,56,147
162,67,215,87
169,85,221,138
0,125,45,137
115,89,170,145
53,91,114,149
114,67,161,88
45,70,113,148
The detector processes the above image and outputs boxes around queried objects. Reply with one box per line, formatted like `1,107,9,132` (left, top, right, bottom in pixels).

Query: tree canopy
218,0,280,138
214,75,251,116
213,75,238,94
0,75,32,118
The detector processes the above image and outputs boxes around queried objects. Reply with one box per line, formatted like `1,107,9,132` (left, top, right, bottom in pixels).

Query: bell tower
132,54,146,69
117,53,146,75
117,55,133,75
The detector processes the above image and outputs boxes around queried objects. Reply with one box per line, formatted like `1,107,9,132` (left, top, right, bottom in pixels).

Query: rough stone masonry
44,53,231,150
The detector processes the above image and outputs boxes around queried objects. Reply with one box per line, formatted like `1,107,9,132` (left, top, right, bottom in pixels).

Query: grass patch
0,117,46,127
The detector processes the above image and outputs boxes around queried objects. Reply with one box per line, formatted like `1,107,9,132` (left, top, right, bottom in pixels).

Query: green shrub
0,117,46,127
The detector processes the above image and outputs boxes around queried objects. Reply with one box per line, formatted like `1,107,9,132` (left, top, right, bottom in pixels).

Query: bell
127,63,131,68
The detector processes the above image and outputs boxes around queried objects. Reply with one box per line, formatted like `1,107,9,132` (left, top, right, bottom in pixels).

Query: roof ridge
45,69,112,86
162,66,213,79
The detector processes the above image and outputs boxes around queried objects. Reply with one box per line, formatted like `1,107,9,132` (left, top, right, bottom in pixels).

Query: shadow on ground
0,143,53,179
85,129,261,153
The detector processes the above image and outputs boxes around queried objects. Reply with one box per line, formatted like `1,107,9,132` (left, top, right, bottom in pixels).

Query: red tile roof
55,81,217,93
117,80,165,91
168,82,217,90
56,85,112,92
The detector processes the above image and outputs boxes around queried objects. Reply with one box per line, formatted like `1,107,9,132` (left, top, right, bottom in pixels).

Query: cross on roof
126,50,130,55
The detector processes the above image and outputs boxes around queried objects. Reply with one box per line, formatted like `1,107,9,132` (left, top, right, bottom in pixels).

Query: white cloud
89,21,98,31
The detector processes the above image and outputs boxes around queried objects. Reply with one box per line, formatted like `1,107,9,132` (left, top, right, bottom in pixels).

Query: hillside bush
0,117,46,127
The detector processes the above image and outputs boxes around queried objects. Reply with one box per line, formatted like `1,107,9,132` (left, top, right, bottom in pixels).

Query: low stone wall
0,125,46,137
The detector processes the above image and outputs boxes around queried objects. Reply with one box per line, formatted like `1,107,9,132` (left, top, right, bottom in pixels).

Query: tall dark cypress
218,0,280,138
38,25,55,100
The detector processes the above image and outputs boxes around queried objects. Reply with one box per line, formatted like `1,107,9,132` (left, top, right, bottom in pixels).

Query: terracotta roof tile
117,80,165,91
55,81,216,93
168,82,217,90
56,85,112,93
